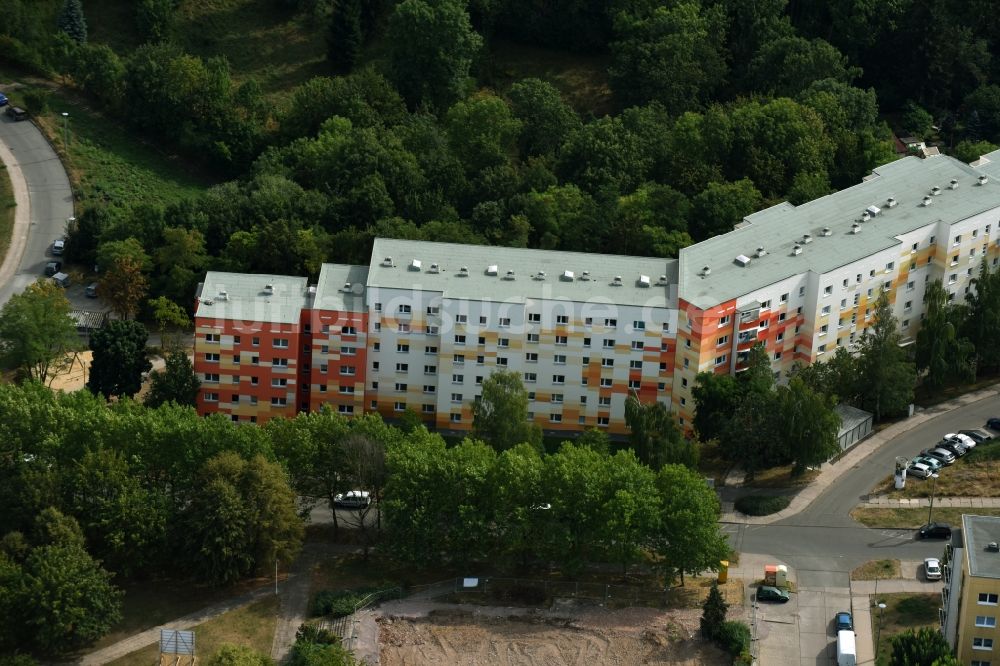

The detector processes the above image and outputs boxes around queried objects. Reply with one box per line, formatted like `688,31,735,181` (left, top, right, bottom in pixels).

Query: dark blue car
0,92,7,107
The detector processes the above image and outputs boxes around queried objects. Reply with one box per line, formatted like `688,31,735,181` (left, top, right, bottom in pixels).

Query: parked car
756,585,790,603
946,432,977,449
987,417,1000,431
0,92,8,107
907,462,933,479
333,490,371,508
85,282,98,298
918,523,953,539
924,557,943,580
922,448,956,465
960,429,994,443
43,261,62,277
937,439,968,457
51,272,70,288
835,611,854,632
51,239,65,256
5,106,27,121
911,455,943,472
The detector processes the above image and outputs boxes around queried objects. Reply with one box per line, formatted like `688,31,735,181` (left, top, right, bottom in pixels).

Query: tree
598,451,659,576
472,370,542,452
146,351,200,408
99,256,149,319
953,139,998,163
149,295,191,353
0,280,79,385
901,101,934,139
689,179,763,240
445,92,522,174
87,320,152,399
775,377,841,476
965,262,1000,372
507,78,580,158
70,43,126,111
858,291,916,420
339,433,387,558
889,627,953,666
655,464,729,585
624,395,698,468
154,227,208,305
916,279,975,389
327,0,363,74
208,644,275,666
57,0,87,44
700,580,727,639
136,0,175,43
386,0,482,111
288,641,355,666
488,444,547,569
691,372,740,442
747,36,858,98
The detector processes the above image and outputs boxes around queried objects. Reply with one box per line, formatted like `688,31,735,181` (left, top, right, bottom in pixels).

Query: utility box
718,560,729,584
764,565,777,585
775,565,788,587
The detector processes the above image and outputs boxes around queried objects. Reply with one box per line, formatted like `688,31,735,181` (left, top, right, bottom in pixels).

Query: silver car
907,462,933,479
924,557,942,580
946,432,977,449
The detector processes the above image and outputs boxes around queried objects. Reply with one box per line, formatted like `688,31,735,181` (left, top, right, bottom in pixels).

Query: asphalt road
727,393,1000,587
0,112,74,307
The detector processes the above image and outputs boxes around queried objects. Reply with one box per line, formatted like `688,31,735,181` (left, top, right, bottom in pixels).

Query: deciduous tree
775,376,841,476
472,370,542,452
655,464,729,585
99,256,149,319
146,351,200,408
87,319,152,399
0,280,80,385
916,279,975,389
889,627,953,666
858,291,916,420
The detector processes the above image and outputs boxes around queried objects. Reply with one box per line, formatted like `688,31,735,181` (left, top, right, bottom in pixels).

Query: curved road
0,112,74,306
726,392,1000,587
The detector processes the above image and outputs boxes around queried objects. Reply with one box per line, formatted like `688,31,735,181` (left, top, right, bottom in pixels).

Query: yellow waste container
718,560,729,583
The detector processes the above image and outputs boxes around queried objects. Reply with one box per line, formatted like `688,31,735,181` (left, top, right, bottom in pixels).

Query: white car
334,490,371,508
907,462,933,479
945,433,977,449
924,557,942,580
52,238,65,255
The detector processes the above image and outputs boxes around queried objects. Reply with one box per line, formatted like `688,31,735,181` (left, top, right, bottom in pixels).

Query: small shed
835,404,873,452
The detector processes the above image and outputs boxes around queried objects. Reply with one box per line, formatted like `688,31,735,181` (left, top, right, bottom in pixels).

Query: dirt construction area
378,605,729,665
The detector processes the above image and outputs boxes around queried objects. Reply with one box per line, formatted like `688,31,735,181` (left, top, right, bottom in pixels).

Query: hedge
734,494,791,516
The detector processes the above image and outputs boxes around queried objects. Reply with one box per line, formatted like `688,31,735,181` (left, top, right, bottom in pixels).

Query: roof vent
263,283,274,295
735,254,752,267
202,298,214,306
308,285,317,295
851,222,861,234
638,274,651,287
931,186,941,196
701,265,711,277
821,227,832,236
561,270,574,281
886,196,898,208
612,275,623,286
342,282,352,292
990,542,1000,552
802,234,813,244
382,256,393,267
579,270,591,281
755,246,767,258
503,270,515,280
428,263,440,274
923,195,933,206
534,271,546,281
409,259,422,271
458,266,469,277
656,274,668,285
792,244,802,255
861,211,871,222
950,178,959,190
979,175,989,186
217,290,228,301
486,264,498,276
866,205,881,217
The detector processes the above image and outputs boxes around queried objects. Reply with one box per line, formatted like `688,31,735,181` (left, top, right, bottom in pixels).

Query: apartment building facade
194,153,1000,430
942,514,1000,665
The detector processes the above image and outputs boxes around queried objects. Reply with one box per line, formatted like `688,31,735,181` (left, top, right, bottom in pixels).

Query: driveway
754,584,852,666
0,110,74,307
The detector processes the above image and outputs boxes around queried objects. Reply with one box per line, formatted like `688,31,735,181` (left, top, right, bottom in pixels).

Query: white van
837,630,856,666
334,490,371,508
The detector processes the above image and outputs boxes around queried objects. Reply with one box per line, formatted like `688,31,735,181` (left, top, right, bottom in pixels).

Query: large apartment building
942,514,1000,665
194,152,1000,431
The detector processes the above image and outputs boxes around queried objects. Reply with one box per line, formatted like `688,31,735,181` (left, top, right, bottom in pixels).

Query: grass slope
0,161,14,264
871,593,939,666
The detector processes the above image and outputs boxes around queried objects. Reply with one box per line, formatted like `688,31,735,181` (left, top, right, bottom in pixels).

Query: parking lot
755,583,853,666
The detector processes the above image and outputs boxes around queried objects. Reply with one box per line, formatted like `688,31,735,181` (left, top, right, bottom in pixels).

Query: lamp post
875,602,887,659
927,472,940,526
61,112,69,152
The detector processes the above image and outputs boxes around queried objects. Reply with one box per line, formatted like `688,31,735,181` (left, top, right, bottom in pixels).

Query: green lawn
851,506,1000,528
871,593,939,666
0,161,14,265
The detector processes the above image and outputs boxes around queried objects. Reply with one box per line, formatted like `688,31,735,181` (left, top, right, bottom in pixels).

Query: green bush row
310,588,378,618
734,494,791,516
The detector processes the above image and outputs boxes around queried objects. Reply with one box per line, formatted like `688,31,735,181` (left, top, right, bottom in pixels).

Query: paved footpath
862,496,1000,508
720,383,1000,524
270,543,322,663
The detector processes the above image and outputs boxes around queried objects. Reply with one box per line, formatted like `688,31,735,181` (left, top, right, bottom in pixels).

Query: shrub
734,494,790,516
21,89,51,114
716,620,751,657
310,588,377,617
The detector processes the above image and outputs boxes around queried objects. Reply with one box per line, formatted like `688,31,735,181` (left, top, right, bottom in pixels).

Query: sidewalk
720,383,1000,524
861,496,1000,508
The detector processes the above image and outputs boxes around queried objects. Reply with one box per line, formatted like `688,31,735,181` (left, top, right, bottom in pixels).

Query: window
454,354,465,365
338,405,354,415
822,305,831,315
456,314,467,324
774,351,782,360
342,326,357,335
497,357,508,366
977,616,997,628
478,336,486,346
761,299,772,309
205,353,220,362
600,378,613,387
840,298,847,310
632,341,644,350
870,269,876,278
662,322,670,332
394,402,406,412
271,397,288,406
272,358,289,367
339,385,354,394
633,320,646,330
599,396,612,406
603,339,615,349
341,345,356,356
475,376,483,386
451,393,462,403
232,355,240,364
952,255,960,266
527,333,539,343
479,316,487,325
455,335,466,345
601,358,614,367
271,338,289,349
426,325,439,335
820,324,829,335
717,335,729,346
498,338,509,348
718,315,731,326
584,317,593,326
950,273,958,284
423,385,436,394
912,242,919,252
396,363,408,372
556,315,569,324
628,379,640,389
394,382,407,392
397,343,410,353
886,261,894,271
426,306,439,316
883,281,891,291
421,404,434,414
204,392,219,402
824,285,833,295
398,322,410,333
526,352,538,362
424,365,436,375
499,317,510,327
605,318,618,327
398,304,411,314
818,344,827,354
452,374,464,383
550,413,563,423
778,312,786,322
271,378,288,387
780,293,789,303
954,234,962,246
551,393,563,403
555,335,568,345
597,417,609,426
450,413,462,423
553,375,565,384
630,360,642,369
528,313,541,323
974,638,994,651
776,331,784,342
715,355,727,366
799,286,806,296
205,333,220,343
554,355,566,364
426,345,438,354
980,593,999,605
252,336,260,346
375,302,382,312
971,661,992,666
373,343,381,352
476,355,485,365
524,372,537,382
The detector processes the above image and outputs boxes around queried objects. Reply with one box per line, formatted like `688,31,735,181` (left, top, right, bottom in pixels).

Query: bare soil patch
379,605,729,666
